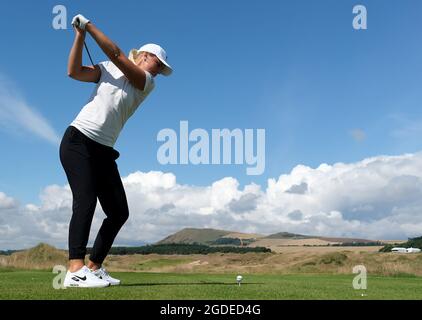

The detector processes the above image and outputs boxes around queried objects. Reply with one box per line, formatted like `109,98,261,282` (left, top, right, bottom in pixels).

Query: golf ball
236,275,243,282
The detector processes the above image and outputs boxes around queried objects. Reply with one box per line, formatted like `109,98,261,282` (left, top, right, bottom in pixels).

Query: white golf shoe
91,267,121,286
63,266,110,288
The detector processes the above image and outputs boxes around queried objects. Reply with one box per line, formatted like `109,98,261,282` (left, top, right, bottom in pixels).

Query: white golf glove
71,14,90,30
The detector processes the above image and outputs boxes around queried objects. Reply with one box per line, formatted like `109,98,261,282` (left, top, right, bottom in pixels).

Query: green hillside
3,243,67,269
156,228,232,245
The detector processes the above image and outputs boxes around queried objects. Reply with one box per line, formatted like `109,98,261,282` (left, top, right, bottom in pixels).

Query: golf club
72,17,95,66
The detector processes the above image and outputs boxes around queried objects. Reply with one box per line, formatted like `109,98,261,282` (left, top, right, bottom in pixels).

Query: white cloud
0,192,18,209
0,74,60,146
1,152,422,250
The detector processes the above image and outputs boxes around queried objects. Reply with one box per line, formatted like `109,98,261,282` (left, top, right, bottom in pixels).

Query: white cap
128,43,173,76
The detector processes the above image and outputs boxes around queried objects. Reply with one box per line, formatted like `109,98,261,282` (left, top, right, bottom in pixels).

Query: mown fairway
1,269,421,300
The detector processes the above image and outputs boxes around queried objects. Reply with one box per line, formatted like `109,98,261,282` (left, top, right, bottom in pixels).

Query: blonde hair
128,49,139,63
128,50,149,64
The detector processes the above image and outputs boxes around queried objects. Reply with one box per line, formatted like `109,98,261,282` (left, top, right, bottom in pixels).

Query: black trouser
59,125,129,264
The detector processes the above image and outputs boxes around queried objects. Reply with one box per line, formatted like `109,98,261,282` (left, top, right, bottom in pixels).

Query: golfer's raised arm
85,23,147,91
67,28,101,83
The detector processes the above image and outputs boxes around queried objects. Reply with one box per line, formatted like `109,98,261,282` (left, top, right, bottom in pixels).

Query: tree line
86,243,272,255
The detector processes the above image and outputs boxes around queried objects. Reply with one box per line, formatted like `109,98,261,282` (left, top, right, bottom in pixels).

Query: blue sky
2,0,422,206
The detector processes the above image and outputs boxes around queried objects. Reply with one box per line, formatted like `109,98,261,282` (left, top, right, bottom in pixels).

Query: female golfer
60,14,172,288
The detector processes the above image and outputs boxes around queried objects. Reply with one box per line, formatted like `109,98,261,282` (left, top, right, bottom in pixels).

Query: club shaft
84,41,95,66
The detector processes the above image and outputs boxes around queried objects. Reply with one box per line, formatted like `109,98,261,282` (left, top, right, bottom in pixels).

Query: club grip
72,18,80,27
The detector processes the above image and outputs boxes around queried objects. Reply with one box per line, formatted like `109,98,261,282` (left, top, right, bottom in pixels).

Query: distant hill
264,232,375,244
264,232,313,240
156,228,379,247
318,236,376,244
0,229,383,264
222,232,264,239
1,243,67,270
156,228,233,245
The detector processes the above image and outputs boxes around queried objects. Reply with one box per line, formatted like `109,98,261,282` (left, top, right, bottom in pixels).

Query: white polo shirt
70,60,155,147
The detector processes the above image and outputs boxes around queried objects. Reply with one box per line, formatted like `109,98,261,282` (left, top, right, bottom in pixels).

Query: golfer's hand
73,24,86,38
71,14,90,30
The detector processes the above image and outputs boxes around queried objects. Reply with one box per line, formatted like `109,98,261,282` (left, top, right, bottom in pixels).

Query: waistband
68,125,120,160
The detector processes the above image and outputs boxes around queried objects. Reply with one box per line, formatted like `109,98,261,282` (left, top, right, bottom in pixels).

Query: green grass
0,269,421,300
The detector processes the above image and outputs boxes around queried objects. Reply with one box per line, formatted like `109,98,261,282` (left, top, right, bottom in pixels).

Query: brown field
249,238,341,249
1,243,421,277
377,240,407,244
262,245,383,254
